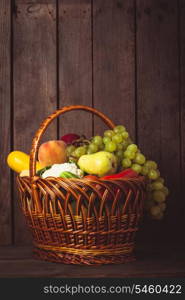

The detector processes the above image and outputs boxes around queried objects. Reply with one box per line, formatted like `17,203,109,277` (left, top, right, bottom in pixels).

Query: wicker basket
17,105,146,265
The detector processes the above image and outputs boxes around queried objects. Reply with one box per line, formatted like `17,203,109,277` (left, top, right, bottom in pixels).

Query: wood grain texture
180,0,185,242
13,0,57,244
136,0,181,242
0,0,12,245
16,1,54,3
58,0,93,139
0,0,184,248
93,0,136,138
0,245,184,277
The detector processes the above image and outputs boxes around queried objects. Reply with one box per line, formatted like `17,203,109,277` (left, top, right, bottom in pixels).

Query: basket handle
30,105,115,178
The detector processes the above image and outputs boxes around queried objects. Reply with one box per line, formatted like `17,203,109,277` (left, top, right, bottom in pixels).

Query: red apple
60,133,80,145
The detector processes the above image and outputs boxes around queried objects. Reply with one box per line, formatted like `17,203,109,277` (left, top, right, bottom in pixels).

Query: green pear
78,151,117,177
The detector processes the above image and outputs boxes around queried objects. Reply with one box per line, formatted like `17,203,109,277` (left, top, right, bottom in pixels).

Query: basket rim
17,174,146,183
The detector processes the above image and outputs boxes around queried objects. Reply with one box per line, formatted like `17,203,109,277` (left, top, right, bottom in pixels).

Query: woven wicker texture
17,105,146,265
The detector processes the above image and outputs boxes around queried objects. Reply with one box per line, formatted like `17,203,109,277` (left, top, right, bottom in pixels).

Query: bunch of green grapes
101,125,169,220
66,124,169,220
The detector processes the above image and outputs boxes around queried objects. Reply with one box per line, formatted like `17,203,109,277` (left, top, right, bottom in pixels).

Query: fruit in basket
63,123,169,220
152,190,166,203
77,124,169,220
131,163,142,173
59,123,169,220
122,158,132,168
78,151,117,177
61,133,80,144
92,135,103,146
38,140,67,167
105,141,117,152
11,117,168,220
7,151,42,173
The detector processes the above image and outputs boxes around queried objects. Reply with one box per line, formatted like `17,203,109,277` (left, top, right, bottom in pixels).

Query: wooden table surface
0,244,184,278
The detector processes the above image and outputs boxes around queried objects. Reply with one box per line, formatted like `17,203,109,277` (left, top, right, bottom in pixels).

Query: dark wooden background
0,0,185,247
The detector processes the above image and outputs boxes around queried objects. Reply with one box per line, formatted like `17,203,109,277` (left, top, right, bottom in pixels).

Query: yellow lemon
7,151,42,173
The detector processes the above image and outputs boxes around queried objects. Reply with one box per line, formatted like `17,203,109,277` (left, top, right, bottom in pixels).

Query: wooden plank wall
0,0,184,246
58,0,93,139
180,0,185,244
13,0,57,244
0,0,12,245
93,0,136,139
136,0,182,242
